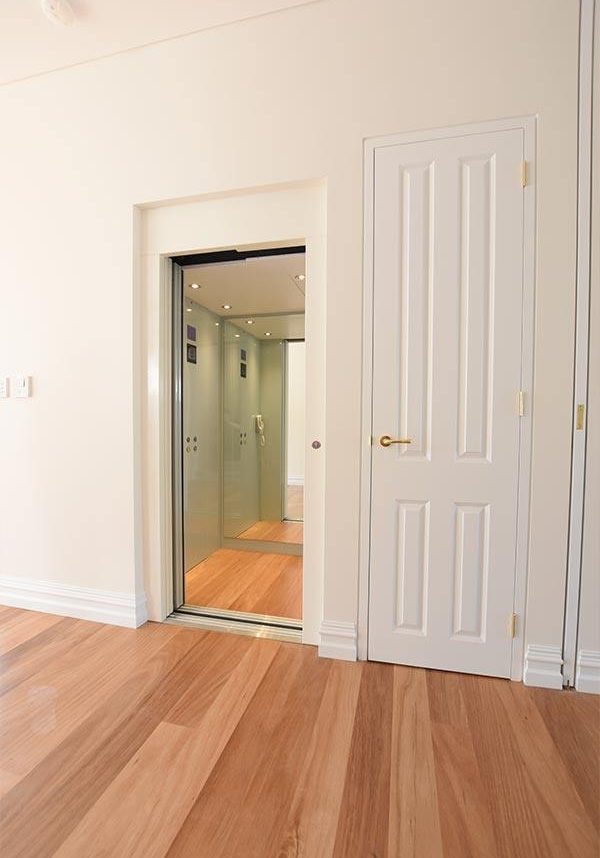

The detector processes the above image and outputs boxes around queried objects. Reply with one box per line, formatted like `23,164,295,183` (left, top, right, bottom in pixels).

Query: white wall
286,341,306,485
0,0,580,659
0,0,318,85
576,8,600,686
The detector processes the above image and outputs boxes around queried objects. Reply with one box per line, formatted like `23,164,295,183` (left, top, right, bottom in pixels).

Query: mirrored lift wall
175,248,306,627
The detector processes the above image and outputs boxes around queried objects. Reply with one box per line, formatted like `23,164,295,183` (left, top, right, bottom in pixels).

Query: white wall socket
11,376,32,398
0,377,9,399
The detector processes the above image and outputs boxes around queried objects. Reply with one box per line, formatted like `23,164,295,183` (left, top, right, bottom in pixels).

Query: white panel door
368,128,524,677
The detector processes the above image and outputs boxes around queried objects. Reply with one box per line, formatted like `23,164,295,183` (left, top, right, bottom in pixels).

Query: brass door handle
379,435,412,447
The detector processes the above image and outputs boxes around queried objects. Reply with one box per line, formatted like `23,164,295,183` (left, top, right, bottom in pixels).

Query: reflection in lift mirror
173,247,306,631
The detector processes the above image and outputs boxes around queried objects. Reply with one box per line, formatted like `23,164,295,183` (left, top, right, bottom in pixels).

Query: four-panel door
368,128,525,678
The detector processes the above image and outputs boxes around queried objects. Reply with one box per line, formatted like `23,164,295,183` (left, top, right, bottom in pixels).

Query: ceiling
0,0,316,86
227,314,305,340
183,252,306,318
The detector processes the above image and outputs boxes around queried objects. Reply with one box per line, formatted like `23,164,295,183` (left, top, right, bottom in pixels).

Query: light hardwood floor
0,607,598,858
238,520,303,544
185,549,302,619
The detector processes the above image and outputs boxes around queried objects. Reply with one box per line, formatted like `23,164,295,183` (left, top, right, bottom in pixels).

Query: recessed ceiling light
190,283,200,290
246,319,254,325
222,304,232,310
234,333,241,338
264,332,272,337
186,308,192,312
295,274,305,282
215,322,220,326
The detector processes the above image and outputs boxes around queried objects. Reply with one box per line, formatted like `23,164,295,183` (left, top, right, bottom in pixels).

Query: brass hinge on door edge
520,160,528,188
517,390,525,417
509,613,517,639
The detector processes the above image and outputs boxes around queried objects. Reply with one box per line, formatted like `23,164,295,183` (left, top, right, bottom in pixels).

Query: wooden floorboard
0,608,598,858
457,673,546,858
532,686,600,836
387,668,443,857
185,548,302,619
332,661,394,857
0,617,98,698
167,644,332,857
0,610,65,656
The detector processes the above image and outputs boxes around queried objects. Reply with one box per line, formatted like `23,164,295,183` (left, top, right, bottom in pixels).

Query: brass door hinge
517,390,525,417
520,161,528,188
576,404,585,431
509,613,517,639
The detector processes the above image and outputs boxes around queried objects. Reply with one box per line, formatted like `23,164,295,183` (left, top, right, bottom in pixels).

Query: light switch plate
12,376,32,398
0,377,9,399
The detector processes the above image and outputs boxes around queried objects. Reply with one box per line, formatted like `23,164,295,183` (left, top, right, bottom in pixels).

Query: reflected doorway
172,246,305,629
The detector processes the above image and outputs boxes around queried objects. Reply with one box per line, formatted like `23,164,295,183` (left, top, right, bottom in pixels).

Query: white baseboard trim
0,575,147,629
576,650,600,694
523,644,564,690
287,476,304,487
319,620,357,661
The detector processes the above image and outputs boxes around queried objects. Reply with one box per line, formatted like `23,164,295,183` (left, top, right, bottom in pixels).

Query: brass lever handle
379,435,412,447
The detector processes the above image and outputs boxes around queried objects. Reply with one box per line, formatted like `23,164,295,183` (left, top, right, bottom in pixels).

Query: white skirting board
317,634,598,691
523,644,564,689
0,575,147,629
319,620,357,661
287,476,305,486
576,650,600,694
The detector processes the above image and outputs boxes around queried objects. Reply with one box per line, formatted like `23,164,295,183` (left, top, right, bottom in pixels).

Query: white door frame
564,0,595,688
358,117,537,680
135,181,326,644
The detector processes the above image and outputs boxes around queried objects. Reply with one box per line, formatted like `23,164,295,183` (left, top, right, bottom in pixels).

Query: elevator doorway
171,246,305,633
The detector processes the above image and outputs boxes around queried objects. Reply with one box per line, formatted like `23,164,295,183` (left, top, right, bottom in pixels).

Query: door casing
136,181,326,644
358,117,537,680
